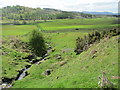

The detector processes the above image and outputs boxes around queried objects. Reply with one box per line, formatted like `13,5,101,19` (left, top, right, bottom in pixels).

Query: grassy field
1,17,119,88
2,25,37,35
44,32,87,50
39,17,118,31
2,17,118,35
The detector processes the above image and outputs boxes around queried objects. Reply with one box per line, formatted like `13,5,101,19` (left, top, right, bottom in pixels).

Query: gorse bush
29,30,47,57
75,28,120,54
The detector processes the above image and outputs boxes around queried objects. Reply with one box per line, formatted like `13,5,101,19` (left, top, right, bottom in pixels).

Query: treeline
75,29,120,54
2,5,58,20
1,5,94,21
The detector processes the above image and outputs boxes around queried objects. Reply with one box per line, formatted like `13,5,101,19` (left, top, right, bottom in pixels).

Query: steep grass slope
13,35,119,88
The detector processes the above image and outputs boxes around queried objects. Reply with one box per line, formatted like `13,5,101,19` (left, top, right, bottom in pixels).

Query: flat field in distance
39,17,118,31
2,25,37,35
2,17,118,36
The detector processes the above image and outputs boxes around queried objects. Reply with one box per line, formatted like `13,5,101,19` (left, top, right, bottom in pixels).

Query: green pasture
2,17,118,35
39,17,118,31
40,24,118,31
44,32,87,51
2,25,37,35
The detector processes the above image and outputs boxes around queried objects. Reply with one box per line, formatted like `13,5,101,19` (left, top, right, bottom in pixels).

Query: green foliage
75,29,119,54
2,5,96,23
22,20,27,25
29,30,47,57
56,11,75,19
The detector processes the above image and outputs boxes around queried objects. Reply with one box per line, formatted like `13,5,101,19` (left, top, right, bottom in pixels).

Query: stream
0,49,50,89
17,68,30,80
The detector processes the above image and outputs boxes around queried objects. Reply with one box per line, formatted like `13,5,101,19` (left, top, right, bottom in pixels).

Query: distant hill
82,11,118,15
1,5,117,23
1,5,95,21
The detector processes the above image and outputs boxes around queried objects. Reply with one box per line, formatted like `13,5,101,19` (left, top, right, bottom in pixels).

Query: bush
75,28,120,55
29,30,47,57
22,20,27,25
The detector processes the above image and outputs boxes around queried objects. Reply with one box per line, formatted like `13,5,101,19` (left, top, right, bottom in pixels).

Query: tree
29,30,47,57
22,20,27,24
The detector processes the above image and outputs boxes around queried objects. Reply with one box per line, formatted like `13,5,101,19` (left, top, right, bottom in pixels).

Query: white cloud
0,0,119,13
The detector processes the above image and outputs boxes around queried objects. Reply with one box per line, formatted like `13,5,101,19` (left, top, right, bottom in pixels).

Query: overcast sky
0,0,119,13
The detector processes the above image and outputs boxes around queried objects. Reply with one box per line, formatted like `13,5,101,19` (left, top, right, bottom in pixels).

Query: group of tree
1,5,95,23
75,29,120,54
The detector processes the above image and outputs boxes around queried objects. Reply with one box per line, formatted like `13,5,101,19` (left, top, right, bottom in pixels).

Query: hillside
1,5,94,23
1,9,119,89
12,34,119,88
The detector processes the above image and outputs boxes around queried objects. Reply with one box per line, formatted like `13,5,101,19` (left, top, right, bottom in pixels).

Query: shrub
22,20,27,25
29,30,47,57
75,28,119,55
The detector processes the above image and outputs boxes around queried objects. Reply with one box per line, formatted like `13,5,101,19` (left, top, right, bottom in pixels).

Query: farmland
2,17,119,35
39,17,118,31
2,25,37,35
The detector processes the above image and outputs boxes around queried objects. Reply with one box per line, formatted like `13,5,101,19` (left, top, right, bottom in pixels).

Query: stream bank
1,46,52,89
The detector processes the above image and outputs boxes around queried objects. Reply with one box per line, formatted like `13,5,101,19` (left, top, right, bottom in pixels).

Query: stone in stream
43,53,49,58
31,59,39,64
48,46,52,50
2,77,14,84
0,83,12,89
57,56,61,59
56,55,62,60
